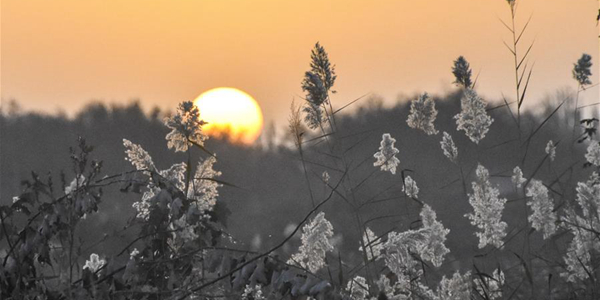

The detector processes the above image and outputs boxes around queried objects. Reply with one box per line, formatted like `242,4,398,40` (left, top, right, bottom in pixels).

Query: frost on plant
376,275,400,300
302,101,324,130
187,156,222,214
573,53,593,87
402,176,419,199
451,56,473,89
563,172,600,282
169,215,199,250
288,212,334,273
164,101,207,152
454,89,493,144
440,132,458,163
373,133,401,174
383,204,450,290
301,42,336,130
160,162,187,191
525,179,556,239
83,253,105,273
383,229,435,299
561,172,600,282
64,174,97,219
131,196,152,220
123,138,211,220
242,284,265,300
123,139,157,219
435,271,472,300
545,140,556,161
377,272,433,300
384,230,424,281
130,248,140,258
419,204,450,267
322,171,330,184
574,172,600,220
407,92,439,135
64,174,86,195
359,227,382,261
465,164,507,248
123,139,157,174
301,72,327,126
309,42,337,94
474,269,504,300
123,139,189,219
561,221,598,283
585,142,600,166
301,73,327,130
511,166,526,189
346,276,369,300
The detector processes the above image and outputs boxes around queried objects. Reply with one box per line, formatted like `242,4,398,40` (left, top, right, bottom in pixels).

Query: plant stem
185,148,192,196
510,6,521,131
571,85,582,146
298,146,316,207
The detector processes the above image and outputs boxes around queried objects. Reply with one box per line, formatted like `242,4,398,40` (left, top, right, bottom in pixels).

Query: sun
193,87,263,145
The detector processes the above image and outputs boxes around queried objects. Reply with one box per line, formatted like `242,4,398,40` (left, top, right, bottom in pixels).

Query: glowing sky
2,0,599,127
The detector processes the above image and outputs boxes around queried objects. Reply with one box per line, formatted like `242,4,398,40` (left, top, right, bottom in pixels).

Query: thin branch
516,42,535,71
515,14,534,45
176,171,347,299
518,63,535,109
333,93,370,115
498,16,515,33
503,40,516,55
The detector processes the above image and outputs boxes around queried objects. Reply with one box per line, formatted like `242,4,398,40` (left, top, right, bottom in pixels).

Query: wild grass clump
1,1,599,299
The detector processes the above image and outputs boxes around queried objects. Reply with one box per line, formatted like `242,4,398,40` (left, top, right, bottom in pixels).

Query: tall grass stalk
501,1,535,131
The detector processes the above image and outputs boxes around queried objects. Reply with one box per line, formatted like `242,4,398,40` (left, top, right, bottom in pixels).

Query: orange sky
1,0,599,127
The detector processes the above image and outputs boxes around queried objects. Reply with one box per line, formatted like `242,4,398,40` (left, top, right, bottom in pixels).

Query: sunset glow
3,0,597,125
193,87,263,145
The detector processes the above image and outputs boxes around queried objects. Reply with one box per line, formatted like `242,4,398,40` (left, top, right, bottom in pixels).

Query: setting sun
193,87,263,145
